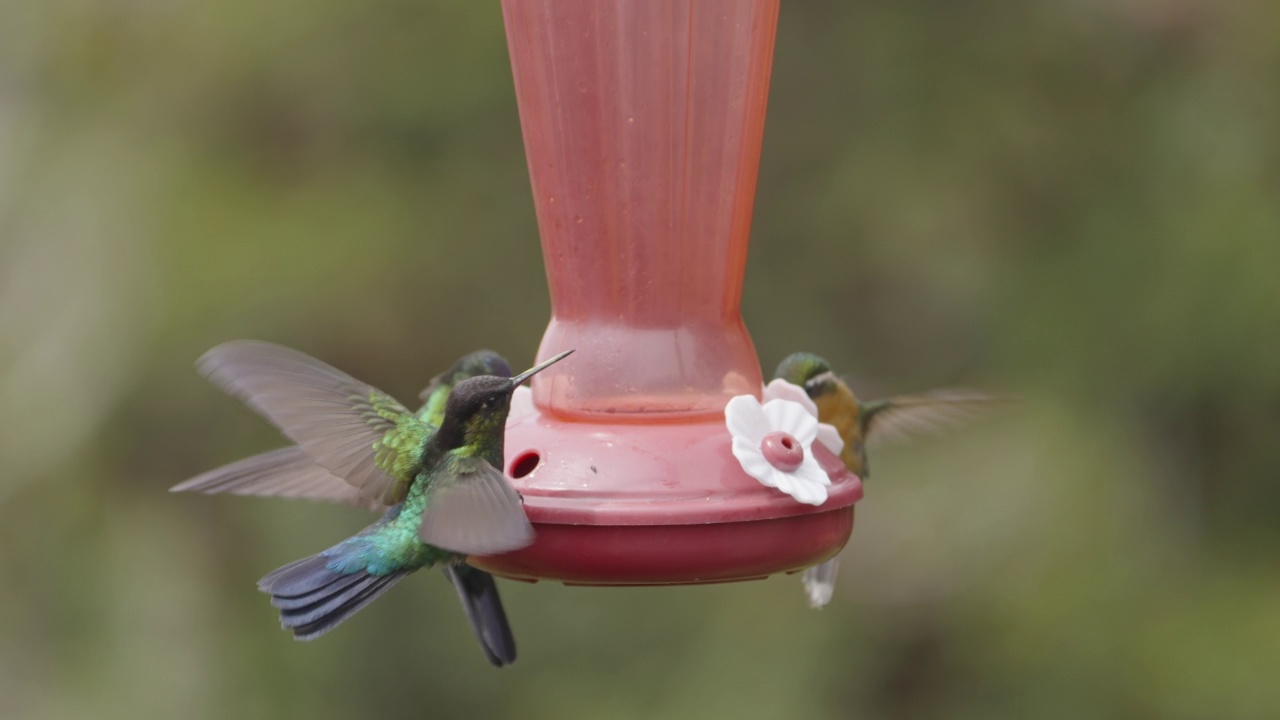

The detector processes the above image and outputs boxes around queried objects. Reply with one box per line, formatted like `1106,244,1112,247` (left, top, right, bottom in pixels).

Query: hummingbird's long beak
510,349,574,387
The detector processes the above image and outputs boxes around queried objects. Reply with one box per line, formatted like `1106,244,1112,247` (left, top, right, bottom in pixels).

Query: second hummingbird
775,352,1008,608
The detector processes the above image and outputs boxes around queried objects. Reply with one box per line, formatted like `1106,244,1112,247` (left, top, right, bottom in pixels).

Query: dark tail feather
259,554,408,641
444,564,517,667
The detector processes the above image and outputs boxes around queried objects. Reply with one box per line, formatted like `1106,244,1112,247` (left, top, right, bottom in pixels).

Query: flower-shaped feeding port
726,388,849,507
467,0,863,586
761,379,847,462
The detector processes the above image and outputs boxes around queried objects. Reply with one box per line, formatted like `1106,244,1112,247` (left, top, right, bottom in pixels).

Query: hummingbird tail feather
802,556,841,609
444,564,517,668
259,554,408,640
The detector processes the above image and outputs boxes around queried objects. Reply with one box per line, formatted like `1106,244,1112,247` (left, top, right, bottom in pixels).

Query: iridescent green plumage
175,344,570,664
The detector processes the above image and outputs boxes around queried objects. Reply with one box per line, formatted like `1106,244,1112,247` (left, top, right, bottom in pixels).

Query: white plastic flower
762,379,845,457
506,385,536,425
725,394,833,505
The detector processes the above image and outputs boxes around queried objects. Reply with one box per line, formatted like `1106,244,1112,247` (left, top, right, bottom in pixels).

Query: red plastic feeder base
473,511,855,586
469,412,863,585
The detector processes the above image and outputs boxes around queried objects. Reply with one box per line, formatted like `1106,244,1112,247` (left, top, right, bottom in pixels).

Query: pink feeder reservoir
469,0,863,585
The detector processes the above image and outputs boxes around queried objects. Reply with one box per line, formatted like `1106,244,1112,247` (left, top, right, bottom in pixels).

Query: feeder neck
503,0,780,418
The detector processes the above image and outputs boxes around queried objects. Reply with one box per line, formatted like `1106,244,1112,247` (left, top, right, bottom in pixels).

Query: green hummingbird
174,342,571,663
775,352,1006,608
174,348,522,665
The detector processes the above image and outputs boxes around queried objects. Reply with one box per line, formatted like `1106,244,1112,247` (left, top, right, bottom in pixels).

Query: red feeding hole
509,451,542,479
761,431,805,473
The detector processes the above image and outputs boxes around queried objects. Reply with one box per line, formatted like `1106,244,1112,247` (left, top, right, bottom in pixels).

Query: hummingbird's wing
197,341,431,507
862,389,1011,446
418,455,535,557
170,446,386,511
417,370,450,404
414,371,455,428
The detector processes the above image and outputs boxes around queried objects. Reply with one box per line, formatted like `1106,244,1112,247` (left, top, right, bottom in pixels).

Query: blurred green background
3,1,1279,718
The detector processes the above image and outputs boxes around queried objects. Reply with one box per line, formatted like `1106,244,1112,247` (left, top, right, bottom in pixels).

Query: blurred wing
415,371,453,427
171,446,386,511
417,370,449,404
863,389,1013,446
418,456,534,557
197,341,423,506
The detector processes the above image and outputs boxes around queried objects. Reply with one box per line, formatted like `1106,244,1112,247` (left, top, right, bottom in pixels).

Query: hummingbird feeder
470,0,863,585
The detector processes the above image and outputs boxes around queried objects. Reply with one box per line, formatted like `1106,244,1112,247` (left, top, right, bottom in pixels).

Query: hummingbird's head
418,350,513,404
443,350,573,442
447,350,512,383
775,352,839,401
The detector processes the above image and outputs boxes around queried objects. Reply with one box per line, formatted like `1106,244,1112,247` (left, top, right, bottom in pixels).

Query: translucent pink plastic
504,0,776,418
471,0,863,585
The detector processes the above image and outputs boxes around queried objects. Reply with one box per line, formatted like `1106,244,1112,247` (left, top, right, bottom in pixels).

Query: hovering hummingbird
174,348,522,665
774,352,1007,608
174,342,571,664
